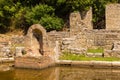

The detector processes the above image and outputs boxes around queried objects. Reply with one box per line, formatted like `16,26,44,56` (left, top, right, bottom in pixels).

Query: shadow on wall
32,29,43,55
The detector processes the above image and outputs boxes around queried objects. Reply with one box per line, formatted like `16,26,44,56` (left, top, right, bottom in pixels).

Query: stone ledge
15,58,120,69
104,50,120,57
0,58,14,63
56,60,120,68
87,53,103,57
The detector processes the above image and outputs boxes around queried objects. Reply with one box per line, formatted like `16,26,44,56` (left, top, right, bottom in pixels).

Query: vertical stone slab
82,7,93,30
70,12,81,36
70,8,93,36
54,41,60,61
106,4,120,30
15,47,24,57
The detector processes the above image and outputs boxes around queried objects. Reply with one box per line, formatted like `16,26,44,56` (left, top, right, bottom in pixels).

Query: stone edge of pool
0,58,14,63
2,57,120,69
55,60,120,68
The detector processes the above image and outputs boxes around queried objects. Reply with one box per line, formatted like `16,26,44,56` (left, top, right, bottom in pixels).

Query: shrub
40,15,64,31
25,4,55,25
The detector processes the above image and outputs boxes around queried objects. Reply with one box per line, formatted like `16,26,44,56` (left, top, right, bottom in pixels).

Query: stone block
86,53,94,57
94,53,103,57
106,4,120,30
112,62,120,67
87,52,103,57
15,57,55,69
15,47,25,57
104,50,120,58
62,38,74,45
0,47,10,57
104,50,112,57
92,61,112,67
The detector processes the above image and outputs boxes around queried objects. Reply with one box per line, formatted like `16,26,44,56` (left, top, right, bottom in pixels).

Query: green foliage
60,52,85,60
40,15,64,31
25,4,64,31
66,0,92,12
14,7,28,29
0,0,120,33
92,0,119,29
87,48,104,53
25,4,55,25
0,0,22,32
60,52,120,61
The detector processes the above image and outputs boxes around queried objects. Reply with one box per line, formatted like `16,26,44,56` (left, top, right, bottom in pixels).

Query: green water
1,64,120,80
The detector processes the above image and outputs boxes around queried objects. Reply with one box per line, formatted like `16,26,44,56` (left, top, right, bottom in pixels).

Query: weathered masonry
12,3,120,58
106,4,120,30
14,3,120,69
48,4,120,57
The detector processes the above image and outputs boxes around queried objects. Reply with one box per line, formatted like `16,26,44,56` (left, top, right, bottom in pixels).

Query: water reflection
14,67,58,80
1,64,120,80
0,70,14,80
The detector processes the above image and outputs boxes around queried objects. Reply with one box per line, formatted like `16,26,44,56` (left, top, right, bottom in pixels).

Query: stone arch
27,24,47,38
25,24,48,57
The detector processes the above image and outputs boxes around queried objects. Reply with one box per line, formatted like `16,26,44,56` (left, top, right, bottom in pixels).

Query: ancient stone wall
106,4,120,30
86,30,120,49
61,29,120,55
15,56,55,69
47,31,70,48
62,31,87,54
0,34,24,58
70,8,92,36
2,4,120,58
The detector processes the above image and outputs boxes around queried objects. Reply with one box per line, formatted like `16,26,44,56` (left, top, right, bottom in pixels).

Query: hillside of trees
0,0,120,33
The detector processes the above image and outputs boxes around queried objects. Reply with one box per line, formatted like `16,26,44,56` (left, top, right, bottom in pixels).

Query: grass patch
87,47,104,53
60,52,120,61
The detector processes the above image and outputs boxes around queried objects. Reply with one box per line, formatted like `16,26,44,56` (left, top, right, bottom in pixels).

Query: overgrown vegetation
0,0,120,33
60,52,120,61
87,47,104,53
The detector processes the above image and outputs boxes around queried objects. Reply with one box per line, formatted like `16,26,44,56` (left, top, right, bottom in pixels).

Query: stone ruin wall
2,4,120,57
82,7,93,30
59,4,120,55
47,5,120,54
106,4,120,30
60,29,120,55
47,31,70,48
0,34,24,57
57,30,120,57
86,30,120,50
70,7,93,36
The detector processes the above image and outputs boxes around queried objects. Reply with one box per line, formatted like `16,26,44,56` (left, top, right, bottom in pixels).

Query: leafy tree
0,0,17,32
25,4,55,25
92,0,119,29
0,0,120,33
40,15,64,31
14,6,28,29
25,4,64,31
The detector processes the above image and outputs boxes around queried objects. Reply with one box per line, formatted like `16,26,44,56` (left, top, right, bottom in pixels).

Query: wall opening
32,29,44,55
